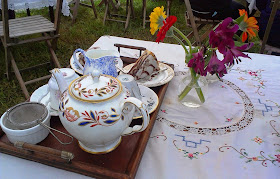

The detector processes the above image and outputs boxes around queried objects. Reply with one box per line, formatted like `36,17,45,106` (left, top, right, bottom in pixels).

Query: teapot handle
121,97,150,136
73,48,87,70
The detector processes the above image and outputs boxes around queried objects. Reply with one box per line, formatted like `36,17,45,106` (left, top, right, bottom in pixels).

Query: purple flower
223,43,254,66
188,47,207,76
209,17,239,54
206,52,227,77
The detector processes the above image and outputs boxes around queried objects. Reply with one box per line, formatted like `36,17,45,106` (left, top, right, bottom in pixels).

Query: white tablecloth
1,36,280,179
0,0,70,16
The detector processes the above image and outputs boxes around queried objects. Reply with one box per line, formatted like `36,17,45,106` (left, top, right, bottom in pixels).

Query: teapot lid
69,73,122,103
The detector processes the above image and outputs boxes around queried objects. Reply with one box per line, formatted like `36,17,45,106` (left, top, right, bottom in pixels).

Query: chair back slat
260,0,280,53
184,0,201,45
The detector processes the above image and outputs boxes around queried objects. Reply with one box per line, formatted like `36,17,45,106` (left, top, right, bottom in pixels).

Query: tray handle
114,44,146,64
14,141,74,162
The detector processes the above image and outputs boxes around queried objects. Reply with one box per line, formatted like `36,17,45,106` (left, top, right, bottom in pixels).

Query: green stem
234,34,242,42
172,26,192,54
172,34,189,54
178,68,205,103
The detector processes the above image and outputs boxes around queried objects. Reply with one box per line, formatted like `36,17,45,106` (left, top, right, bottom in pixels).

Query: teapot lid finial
90,70,101,83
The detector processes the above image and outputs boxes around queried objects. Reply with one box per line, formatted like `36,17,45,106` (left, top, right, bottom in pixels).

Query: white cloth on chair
0,0,70,16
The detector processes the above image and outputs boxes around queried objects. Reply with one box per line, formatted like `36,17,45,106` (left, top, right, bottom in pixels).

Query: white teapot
51,69,150,154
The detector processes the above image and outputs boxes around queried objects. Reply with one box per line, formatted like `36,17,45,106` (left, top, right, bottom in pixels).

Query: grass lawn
0,0,260,115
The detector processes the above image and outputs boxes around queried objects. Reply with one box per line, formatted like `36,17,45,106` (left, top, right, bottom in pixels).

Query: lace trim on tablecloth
157,79,254,135
0,0,70,16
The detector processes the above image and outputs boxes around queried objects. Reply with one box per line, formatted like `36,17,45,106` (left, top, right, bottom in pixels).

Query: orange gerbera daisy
239,9,259,42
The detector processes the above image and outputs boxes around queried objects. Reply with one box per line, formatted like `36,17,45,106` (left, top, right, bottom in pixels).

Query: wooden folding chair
103,0,134,30
68,0,98,23
184,0,220,46
260,0,280,54
0,0,63,99
142,0,171,29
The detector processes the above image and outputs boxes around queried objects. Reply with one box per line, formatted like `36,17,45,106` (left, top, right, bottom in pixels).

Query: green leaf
166,28,174,37
268,155,275,159
185,53,193,63
234,41,247,48
238,21,247,32
235,15,245,25
234,34,243,42
245,159,252,163
240,156,245,159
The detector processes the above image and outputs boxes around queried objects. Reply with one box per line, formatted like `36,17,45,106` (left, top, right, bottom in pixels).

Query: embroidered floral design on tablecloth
160,109,168,114
270,120,280,137
173,140,210,159
266,100,280,117
233,68,266,96
220,85,227,89
174,71,188,76
150,133,210,159
219,144,280,167
150,132,167,141
157,79,254,135
258,99,274,116
225,116,233,123
252,136,264,145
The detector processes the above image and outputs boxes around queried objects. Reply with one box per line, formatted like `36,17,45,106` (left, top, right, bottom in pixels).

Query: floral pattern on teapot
59,91,124,127
73,76,119,98
79,108,124,127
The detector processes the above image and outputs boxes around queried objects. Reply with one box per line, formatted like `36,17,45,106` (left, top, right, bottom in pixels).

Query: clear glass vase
178,71,208,108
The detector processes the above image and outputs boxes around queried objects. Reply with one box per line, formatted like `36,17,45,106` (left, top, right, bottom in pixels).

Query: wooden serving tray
0,47,172,179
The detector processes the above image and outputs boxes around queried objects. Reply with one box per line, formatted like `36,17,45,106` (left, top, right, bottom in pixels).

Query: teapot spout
50,68,68,94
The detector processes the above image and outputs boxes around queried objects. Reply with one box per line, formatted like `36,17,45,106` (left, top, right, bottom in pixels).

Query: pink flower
209,17,239,54
188,153,194,158
206,52,227,77
252,157,258,161
188,47,207,76
222,43,253,66
275,154,280,162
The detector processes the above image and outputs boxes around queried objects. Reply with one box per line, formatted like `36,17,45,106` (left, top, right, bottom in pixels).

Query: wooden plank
106,18,126,23
90,0,98,18
2,15,50,25
0,15,55,38
0,16,53,29
11,28,55,38
6,35,59,47
7,18,53,29
10,53,30,99
24,75,52,85
46,39,61,68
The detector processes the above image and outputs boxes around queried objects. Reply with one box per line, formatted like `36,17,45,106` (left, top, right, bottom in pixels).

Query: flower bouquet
149,7,259,106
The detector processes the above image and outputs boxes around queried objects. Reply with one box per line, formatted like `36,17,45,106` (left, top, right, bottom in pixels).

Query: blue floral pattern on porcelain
73,48,118,77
